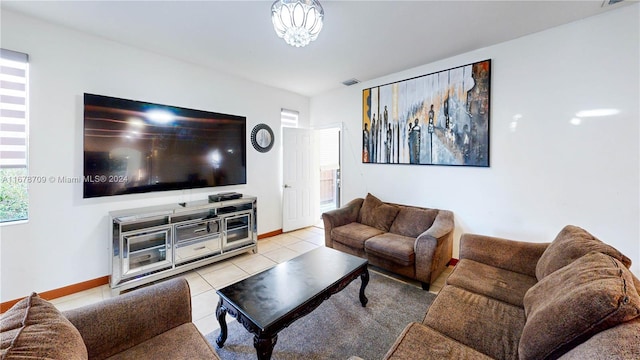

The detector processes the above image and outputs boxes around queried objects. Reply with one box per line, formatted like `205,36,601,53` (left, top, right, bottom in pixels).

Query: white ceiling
1,0,632,97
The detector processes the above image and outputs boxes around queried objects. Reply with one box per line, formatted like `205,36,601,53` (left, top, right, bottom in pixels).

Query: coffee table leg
359,268,369,307
215,299,228,348
254,334,278,360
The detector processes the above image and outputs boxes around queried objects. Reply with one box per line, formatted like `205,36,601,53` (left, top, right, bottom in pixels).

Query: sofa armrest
459,233,549,277
63,278,192,360
422,210,454,240
414,210,454,285
322,198,363,247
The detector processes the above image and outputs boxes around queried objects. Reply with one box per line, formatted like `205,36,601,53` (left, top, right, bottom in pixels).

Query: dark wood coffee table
215,246,369,360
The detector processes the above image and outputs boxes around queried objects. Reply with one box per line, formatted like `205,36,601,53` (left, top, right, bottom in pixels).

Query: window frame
1,48,30,225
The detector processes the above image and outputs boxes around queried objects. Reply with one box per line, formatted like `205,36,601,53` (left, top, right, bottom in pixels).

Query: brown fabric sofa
322,193,454,290
384,225,640,360
1,277,220,360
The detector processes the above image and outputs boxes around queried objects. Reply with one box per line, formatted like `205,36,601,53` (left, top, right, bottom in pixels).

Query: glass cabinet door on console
222,211,253,251
121,226,172,277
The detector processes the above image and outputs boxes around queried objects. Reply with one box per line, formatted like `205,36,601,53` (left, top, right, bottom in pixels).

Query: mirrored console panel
110,196,257,293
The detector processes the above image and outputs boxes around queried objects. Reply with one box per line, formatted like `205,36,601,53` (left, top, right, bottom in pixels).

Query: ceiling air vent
602,0,624,6
341,78,360,86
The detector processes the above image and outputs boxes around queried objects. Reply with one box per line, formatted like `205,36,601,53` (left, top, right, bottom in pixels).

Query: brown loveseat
1,277,220,360
322,193,454,290
384,225,640,359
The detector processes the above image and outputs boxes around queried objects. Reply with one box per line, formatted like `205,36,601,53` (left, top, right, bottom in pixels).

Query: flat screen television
83,93,246,198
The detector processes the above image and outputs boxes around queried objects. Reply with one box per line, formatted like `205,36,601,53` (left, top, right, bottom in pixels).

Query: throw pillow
535,225,631,280
520,251,640,360
1,292,88,360
357,193,382,223
359,193,399,232
389,206,438,238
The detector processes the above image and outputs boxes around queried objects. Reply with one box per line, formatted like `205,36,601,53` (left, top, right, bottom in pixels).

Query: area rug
205,270,436,360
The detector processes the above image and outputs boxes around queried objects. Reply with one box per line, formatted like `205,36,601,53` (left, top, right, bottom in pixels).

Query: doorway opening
317,127,340,214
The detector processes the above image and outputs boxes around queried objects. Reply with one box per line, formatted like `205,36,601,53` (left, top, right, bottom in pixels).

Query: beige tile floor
50,225,452,336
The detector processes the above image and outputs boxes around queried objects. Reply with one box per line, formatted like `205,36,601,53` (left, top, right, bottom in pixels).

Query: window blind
0,49,28,168
280,108,299,128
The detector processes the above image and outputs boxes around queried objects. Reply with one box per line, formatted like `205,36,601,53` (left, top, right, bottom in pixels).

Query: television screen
83,93,246,198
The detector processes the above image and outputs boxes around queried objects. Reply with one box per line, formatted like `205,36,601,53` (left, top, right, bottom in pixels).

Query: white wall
0,10,309,301
311,5,640,276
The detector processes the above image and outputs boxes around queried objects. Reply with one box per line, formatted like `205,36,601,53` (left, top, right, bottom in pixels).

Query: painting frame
362,59,490,167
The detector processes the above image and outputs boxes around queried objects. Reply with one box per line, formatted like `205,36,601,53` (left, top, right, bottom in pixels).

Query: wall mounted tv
83,93,246,198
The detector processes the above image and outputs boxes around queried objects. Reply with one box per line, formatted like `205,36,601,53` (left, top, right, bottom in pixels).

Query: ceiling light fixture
271,0,324,48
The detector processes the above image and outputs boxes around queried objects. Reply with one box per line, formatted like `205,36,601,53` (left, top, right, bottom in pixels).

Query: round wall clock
251,123,275,153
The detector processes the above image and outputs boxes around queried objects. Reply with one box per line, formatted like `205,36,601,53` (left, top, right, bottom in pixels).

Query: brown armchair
1,277,220,360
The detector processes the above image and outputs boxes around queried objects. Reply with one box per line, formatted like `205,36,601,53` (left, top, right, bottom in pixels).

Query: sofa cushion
358,193,400,232
0,292,88,360
365,233,415,266
383,322,493,360
520,252,640,360
332,222,384,250
389,206,438,238
423,285,525,360
445,259,538,307
105,323,218,360
536,225,631,280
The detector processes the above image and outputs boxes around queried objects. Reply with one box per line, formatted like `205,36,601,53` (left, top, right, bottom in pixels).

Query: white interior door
282,128,318,232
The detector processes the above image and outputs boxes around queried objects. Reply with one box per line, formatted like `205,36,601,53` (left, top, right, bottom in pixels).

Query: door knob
284,184,292,188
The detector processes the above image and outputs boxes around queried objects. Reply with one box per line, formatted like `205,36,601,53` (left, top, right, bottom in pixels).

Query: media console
109,195,257,294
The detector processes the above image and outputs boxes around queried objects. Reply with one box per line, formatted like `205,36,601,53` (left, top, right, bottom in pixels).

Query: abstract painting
362,59,490,167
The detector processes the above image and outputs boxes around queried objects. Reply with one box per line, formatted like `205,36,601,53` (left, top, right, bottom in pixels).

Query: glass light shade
271,0,324,47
